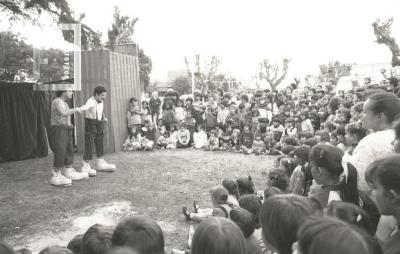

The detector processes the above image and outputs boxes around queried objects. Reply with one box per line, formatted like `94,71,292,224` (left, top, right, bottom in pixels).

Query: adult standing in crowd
149,91,161,122
81,86,116,175
49,90,89,187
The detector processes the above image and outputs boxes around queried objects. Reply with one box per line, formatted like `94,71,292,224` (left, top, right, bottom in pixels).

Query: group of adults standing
49,86,116,187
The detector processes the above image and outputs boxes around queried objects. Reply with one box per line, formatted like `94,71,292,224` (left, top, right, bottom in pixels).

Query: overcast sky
2,0,400,85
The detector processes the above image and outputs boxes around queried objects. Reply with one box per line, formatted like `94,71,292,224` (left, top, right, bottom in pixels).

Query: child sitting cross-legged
182,186,233,222
230,129,241,152
251,133,266,155
167,125,178,149
123,126,142,151
176,122,191,148
141,122,156,150
205,129,220,151
192,124,208,149
157,131,169,149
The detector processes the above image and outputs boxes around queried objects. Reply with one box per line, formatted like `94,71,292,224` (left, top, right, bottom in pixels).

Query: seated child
268,170,289,193
205,130,220,151
308,144,359,210
157,131,169,149
191,217,246,254
240,126,253,153
192,124,208,149
222,179,239,207
263,131,275,153
182,186,233,222
176,123,190,148
251,134,265,155
112,216,164,254
268,118,284,143
219,130,232,151
81,224,113,254
67,235,83,254
230,129,241,152
230,208,262,254
142,123,156,150
167,125,178,149
238,194,265,254
288,146,310,195
326,201,374,235
295,217,381,254
237,176,255,196
260,194,314,254
123,126,142,151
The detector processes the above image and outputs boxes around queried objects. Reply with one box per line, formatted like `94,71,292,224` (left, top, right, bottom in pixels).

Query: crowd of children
3,81,400,254
123,80,396,157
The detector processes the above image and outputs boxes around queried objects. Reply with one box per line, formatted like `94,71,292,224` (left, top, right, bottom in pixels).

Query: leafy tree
0,31,32,80
107,6,138,51
184,54,221,95
59,12,103,50
259,58,290,90
373,18,400,67
318,61,352,85
170,76,191,95
106,6,151,89
0,0,71,23
138,48,152,91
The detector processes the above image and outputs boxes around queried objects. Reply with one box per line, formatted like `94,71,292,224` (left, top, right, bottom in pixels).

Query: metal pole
192,61,195,95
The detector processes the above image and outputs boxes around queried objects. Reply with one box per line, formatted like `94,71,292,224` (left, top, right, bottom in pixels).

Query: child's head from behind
38,247,72,254
293,146,310,165
191,217,246,254
67,234,83,254
229,207,255,238
345,122,367,146
268,170,289,192
111,216,164,254
210,186,229,206
326,201,374,235
81,224,113,254
238,194,262,229
221,179,239,198
296,217,382,254
260,194,314,254
309,144,344,185
236,176,255,196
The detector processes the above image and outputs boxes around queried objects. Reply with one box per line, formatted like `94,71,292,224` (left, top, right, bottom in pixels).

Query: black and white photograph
1,0,400,254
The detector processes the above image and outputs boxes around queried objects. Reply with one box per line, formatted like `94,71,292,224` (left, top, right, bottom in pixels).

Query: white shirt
85,97,104,120
349,129,395,192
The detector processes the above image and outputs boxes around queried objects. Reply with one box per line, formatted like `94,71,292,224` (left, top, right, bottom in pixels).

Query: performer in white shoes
49,90,90,187
81,86,116,175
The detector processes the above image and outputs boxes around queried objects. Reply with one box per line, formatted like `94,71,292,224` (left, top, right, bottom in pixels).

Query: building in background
167,70,188,83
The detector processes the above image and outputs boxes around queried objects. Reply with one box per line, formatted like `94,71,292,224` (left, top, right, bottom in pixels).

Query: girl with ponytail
308,144,359,210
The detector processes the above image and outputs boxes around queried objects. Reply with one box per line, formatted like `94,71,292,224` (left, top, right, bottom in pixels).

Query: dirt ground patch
0,150,275,251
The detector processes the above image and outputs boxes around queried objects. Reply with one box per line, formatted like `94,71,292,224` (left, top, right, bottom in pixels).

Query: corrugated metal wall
75,50,141,154
109,51,141,151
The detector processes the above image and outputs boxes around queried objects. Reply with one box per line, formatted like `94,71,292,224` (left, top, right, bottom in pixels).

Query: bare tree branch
373,18,400,67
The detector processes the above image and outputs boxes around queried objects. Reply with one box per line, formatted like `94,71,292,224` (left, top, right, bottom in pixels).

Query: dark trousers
83,118,104,161
49,125,74,168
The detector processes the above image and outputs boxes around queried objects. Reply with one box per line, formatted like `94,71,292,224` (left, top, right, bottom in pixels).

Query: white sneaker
81,161,97,176
63,167,89,181
96,158,116,172
50,171,72,187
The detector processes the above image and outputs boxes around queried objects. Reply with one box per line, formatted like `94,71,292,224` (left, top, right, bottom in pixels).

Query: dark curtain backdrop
0,82,51,162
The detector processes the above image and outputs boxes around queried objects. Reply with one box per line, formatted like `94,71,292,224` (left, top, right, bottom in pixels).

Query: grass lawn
0,149,275,251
